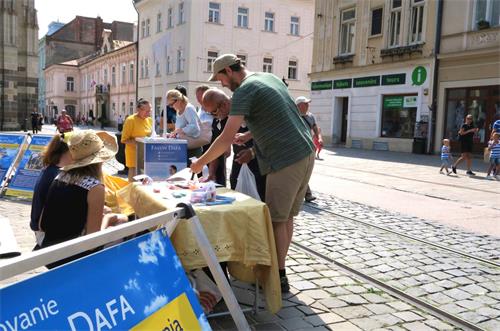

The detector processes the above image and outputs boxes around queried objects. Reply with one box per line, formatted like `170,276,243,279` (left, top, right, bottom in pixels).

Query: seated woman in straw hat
38,130,128,268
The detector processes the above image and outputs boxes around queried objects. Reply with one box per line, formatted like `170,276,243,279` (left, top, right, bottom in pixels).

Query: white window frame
339,8,356,55
155,61,161,77
167,7,173,28
409,0,425,44
177,49,185,72
288,60,298,80
129,102,134,115
473,0,499,28
290,16,300,35
208,2,221,23
121,64,126,85
129,62,134,83
66,77,74,92
157,12,162,33
264,12,275,32
140,60,144,79
370,7,383,36
146,18,150,36
237,7,249,28
388,0,402,47
166,55,172,75
141,20,146,38
263,57,273,73
111,66,116,86
178,2,185,24
207,51,218,72
103,68,108,84
145,58,149,78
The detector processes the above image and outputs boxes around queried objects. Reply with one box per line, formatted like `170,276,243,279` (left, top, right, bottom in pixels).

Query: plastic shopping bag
235,164,260,200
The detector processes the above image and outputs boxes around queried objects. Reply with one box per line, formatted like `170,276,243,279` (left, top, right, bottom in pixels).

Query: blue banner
5,135,53,199
0,134,26,188
144,141,187,179
0,230,210,330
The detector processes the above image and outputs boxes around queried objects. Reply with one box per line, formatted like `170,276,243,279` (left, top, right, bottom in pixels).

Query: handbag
484,147,491,163
235,164,261,200
178,120,212,149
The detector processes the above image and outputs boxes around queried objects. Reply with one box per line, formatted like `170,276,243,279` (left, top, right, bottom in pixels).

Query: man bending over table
190,54,315,293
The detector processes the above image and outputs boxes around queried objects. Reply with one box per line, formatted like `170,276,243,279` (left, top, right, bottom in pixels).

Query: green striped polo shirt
230,72,314,175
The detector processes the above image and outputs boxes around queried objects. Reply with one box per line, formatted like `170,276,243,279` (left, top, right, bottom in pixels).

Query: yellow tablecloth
118,183,282,313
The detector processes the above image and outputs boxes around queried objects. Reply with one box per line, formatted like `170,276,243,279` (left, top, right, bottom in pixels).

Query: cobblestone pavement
294,194,500,330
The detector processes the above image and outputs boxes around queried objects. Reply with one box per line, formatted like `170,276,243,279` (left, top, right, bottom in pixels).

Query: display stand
0,203,251,331
136,137,188,180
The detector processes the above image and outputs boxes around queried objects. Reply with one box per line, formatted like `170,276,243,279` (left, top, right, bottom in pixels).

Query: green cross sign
411,66,427,86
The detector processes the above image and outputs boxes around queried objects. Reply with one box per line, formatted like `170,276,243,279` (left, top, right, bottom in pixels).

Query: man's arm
191,115,244,173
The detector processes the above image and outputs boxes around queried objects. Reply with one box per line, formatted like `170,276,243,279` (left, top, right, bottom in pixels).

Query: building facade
0,0,39,130
38,21,65,118
435,0,500,154
310,0,437,153
133,0,314,117
45,31,137,127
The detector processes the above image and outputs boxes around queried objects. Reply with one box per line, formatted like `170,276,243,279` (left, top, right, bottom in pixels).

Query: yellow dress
121,113,152,168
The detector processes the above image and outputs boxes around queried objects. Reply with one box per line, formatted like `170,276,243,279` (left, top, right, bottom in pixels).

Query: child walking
440,139,453,175
486,132,500,180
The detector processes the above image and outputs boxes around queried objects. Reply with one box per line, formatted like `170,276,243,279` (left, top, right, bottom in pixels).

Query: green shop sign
383,96,404,109
333,79,352,89
311,80,333,91
353,76,380,88
411,66,427,86
382,74,406,85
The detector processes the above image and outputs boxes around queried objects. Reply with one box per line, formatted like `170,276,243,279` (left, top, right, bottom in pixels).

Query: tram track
304,203,500,268
290,240,485,331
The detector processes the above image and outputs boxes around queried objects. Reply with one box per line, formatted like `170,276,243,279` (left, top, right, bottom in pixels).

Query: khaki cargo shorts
265,153,315,223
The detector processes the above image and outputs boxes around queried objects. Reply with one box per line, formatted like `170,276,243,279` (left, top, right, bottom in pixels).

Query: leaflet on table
0,133,26,189
5,135,53,199
0,230,210,330
144,140,187,180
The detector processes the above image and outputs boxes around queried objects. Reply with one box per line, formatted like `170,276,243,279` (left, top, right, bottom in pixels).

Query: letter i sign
412,66,427,86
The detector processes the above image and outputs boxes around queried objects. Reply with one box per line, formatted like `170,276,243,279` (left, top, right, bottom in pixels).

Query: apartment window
209,2,221,23
129,62,134,83
290,16,300,35
237,7,248,28
288,60,298,80
66,77,74,92
156,62,161,77
111,66,116,86
145,58,149,78
141,20,146,38
237,54,247,66
103,68,108,84
146,18,151,36
112,103,116,113
389,0,402,47
339,8,356,55
157,13,162,33
140,60,144,79
129,102,134,114
177,49,184,72
263,57,273,73
265,12,275,32
167,7,173,28
409,0,425,43
371,8,383,36
178,2,185,24
166,55,172,74
207,51,218,72
475,0,500,27
121,64,127,84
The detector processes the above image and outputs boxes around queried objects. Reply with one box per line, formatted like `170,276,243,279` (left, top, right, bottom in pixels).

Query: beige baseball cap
295,96,311,105
208,54,240,81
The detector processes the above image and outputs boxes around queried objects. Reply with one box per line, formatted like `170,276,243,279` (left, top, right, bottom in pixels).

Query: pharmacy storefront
310,65,432,153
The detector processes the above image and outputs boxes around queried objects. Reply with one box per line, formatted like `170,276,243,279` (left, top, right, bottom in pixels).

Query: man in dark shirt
452,114,478,175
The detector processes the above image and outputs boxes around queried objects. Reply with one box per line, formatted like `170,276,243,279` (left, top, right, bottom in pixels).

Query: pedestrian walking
190,54,315,293
485,132,500,180
55,109,74,133
452,114,478,175
117,114,124,132
31,110,39,134
439,139,453,175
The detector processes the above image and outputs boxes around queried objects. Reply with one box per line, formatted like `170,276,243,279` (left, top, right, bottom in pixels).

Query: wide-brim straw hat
62,130,118,171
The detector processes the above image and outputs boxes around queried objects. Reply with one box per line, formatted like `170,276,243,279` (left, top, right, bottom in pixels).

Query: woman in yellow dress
121,98,152,182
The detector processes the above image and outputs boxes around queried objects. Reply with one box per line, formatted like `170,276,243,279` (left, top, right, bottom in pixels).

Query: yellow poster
131,293,201,331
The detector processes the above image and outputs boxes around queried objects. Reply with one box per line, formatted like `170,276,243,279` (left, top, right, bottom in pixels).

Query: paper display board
137,138,188,180
0,134,26,189
5,135,53,199
0,230,210,330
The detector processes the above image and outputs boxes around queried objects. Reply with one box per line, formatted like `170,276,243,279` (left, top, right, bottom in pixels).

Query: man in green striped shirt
190,54,315,293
